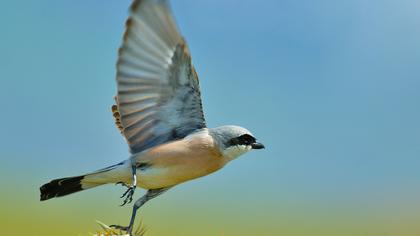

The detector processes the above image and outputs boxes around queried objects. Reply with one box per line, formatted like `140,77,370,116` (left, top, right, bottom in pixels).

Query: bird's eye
238,134,256,145
228,134,256,147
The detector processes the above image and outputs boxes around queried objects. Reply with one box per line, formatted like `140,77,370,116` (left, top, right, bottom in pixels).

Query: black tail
40,175,85,201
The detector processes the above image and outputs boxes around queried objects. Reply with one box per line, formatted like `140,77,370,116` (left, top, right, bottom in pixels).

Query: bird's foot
109,224,133,235
120,185,136,206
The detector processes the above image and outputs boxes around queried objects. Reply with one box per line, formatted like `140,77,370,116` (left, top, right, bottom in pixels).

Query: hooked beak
251,142,265,149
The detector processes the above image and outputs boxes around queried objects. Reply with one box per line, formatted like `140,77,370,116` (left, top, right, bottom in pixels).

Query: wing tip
131,0,170,13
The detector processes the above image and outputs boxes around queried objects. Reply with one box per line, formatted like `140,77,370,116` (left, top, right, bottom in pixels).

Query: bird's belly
136,158,225,189
131,135,226,189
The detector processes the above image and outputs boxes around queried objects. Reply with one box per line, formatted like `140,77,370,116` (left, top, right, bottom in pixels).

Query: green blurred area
2,173,420,236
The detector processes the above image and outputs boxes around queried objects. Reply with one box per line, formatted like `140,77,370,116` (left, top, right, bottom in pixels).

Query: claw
120,186,136,206
109,224,132,235
118,164,137,207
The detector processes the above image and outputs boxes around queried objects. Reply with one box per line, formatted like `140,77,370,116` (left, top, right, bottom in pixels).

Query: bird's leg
120,164,137,206
110,187,170,235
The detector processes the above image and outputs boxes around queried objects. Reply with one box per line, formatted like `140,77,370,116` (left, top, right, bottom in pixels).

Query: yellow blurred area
2,181,420,236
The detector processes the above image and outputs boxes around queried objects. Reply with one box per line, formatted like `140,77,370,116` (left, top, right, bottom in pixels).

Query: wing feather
114,0,206,154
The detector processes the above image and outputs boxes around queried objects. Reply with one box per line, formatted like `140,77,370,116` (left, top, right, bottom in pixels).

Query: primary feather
114,0,206,154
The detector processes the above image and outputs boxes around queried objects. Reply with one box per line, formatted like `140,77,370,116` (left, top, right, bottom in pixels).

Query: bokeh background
1,0,420,235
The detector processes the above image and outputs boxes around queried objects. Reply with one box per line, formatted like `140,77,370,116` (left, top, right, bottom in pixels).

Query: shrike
40,0,264,235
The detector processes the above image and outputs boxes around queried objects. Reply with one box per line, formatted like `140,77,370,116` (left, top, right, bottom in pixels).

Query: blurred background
1,0,420,235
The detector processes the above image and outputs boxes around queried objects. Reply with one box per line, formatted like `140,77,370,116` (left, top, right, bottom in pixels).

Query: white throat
222,145,252,161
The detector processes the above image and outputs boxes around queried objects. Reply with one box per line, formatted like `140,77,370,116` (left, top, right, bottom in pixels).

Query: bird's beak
251,142,265,149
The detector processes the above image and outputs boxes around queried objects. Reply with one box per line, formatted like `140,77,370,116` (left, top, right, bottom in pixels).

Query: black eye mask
228,134,256,147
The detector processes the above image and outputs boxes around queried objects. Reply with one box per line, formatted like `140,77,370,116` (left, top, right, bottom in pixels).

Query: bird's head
210,125,265,161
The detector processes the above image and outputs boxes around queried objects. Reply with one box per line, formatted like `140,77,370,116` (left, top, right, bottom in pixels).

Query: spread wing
114,0,206,154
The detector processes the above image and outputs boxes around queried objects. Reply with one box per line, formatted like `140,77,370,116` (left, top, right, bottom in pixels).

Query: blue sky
1,0,420,235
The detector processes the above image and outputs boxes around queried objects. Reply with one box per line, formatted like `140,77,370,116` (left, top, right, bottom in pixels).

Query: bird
39,0,265,235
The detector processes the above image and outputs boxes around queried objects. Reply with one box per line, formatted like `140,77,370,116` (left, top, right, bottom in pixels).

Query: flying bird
40,0,264,235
